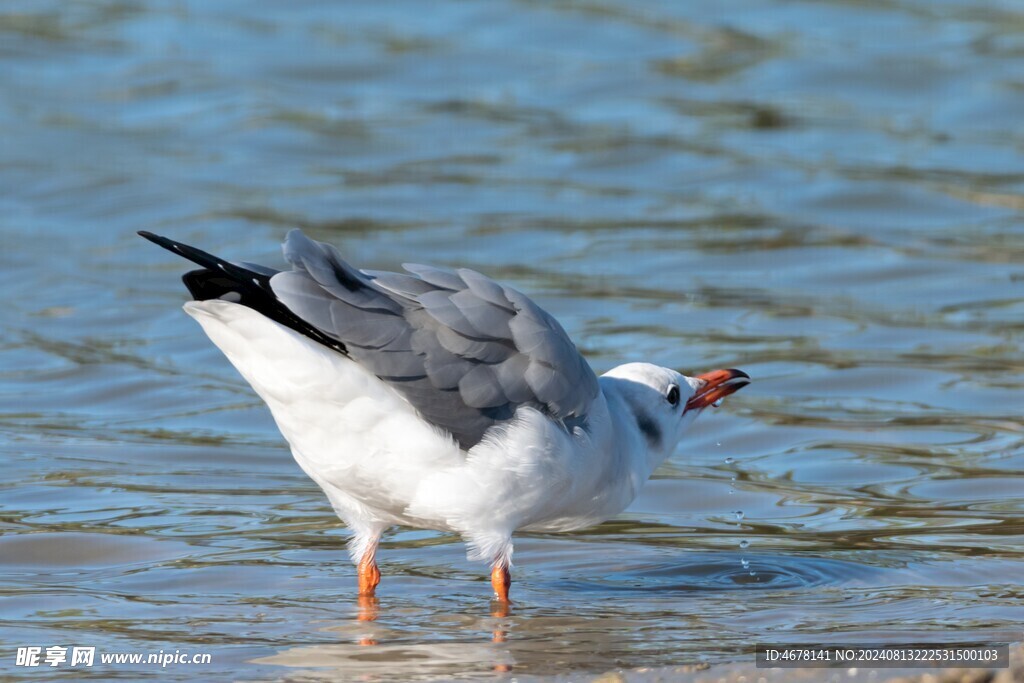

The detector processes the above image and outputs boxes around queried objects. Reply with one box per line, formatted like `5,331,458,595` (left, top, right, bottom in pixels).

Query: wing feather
268,229,599,448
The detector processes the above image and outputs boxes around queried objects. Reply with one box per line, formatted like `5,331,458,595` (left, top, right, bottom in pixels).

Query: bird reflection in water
356,595,379,647
351,594,515,673
490,600,512,672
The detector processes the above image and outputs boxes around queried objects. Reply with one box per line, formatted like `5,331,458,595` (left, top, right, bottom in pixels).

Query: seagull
140,229,750,603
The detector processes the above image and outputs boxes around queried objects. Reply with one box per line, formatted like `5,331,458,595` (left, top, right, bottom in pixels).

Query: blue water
1,1,1022,680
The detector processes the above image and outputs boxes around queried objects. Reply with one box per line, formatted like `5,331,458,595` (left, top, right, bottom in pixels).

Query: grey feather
418,290,490,339
493,355,534,403
458,364,507,408
422,353,471,390
267,230,600,449
435,326,512,364
457,268,514,310
448,289,513,339
365,271,435,299
402,263,464,291
283,230,400,312
271,271,408,350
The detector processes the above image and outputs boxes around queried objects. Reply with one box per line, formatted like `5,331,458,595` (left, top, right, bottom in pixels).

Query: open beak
685,368,751,412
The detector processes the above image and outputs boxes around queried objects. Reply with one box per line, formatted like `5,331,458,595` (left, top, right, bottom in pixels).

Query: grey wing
269,229,599,449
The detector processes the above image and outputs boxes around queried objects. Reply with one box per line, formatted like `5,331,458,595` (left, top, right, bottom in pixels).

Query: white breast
184,300,640,561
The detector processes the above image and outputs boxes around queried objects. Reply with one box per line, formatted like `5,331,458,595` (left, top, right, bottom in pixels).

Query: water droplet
749,570,757,576
739,540,749,549
724,456,733,464
741,559,750,569
735,510,745,520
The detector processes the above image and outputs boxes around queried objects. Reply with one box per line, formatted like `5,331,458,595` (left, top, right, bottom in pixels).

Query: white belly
184,301,637,558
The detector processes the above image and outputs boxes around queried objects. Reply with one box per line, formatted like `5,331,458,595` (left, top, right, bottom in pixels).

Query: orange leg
490,563,511,604
358,548,381,597
490,562,511,647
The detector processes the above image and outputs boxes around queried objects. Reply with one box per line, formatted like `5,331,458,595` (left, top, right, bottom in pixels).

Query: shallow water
1,0,1023,680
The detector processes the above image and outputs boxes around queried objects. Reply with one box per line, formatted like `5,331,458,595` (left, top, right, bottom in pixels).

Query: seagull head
602,362,751,462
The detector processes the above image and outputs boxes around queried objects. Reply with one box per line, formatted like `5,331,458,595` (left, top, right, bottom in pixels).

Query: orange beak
685,368,751,412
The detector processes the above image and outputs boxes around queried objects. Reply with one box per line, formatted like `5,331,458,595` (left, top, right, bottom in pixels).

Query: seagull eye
666,385,680,407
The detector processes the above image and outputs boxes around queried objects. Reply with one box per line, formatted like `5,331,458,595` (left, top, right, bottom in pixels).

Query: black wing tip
139,229,350,359
137,230,225,271
137,230,179,253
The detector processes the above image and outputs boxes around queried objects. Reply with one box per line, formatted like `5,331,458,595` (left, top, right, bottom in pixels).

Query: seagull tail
137,231,349,356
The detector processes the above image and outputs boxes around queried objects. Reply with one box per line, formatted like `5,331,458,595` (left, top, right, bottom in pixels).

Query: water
1,0,1023,680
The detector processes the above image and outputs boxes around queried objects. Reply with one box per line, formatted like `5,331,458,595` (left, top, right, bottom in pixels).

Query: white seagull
140,230,750,603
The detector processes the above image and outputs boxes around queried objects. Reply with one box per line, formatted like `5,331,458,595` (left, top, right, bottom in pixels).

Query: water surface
1,0,1023,680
